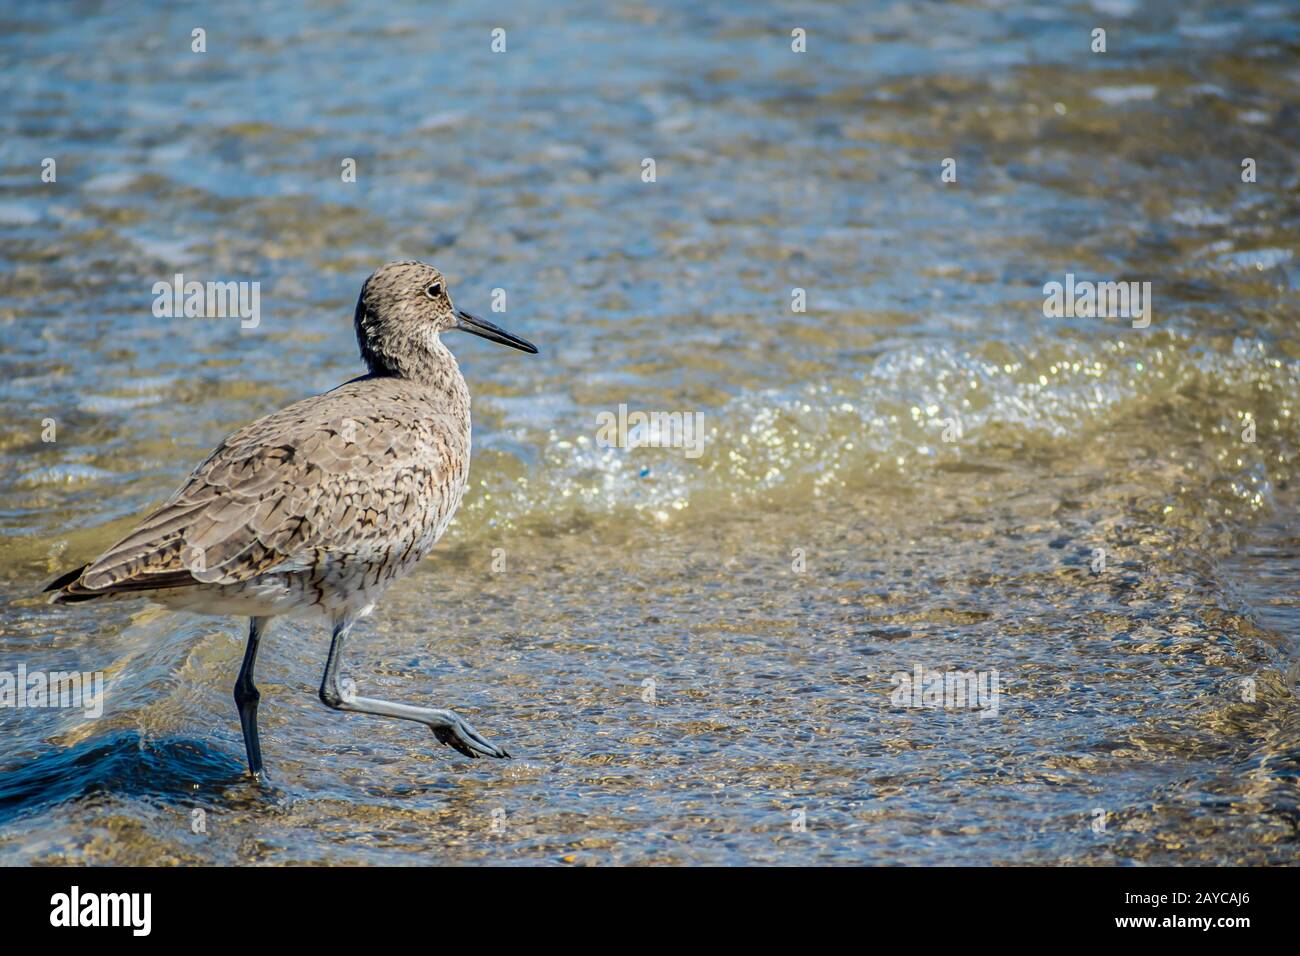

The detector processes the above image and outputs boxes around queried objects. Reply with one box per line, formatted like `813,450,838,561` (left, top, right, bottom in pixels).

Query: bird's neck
368,338,471,414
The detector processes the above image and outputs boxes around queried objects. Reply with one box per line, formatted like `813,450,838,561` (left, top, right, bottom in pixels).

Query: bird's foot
429,709,511,759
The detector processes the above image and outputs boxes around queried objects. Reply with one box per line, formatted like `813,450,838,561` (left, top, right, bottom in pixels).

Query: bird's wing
57,382,457,598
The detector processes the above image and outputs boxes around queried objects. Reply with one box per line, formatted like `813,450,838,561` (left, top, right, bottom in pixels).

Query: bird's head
354,260,537,380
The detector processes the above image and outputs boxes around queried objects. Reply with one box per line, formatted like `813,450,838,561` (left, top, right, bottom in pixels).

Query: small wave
461,331,1299,532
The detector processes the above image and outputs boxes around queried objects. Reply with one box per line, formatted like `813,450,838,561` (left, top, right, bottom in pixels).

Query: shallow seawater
0,0,1297,864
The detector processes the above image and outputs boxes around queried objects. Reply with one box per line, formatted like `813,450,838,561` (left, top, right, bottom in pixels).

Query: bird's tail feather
45,563,203,604
44,564,95,604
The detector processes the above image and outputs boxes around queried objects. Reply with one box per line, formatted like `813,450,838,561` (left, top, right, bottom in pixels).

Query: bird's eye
425,282,442,299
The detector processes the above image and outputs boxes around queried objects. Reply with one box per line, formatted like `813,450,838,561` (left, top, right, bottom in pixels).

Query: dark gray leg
235,616,271,780
318,613,509,759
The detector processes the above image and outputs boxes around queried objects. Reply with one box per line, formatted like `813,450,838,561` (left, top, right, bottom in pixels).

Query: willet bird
46,261,537,780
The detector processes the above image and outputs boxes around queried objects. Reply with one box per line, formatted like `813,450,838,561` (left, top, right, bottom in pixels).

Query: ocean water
0,0,1297,864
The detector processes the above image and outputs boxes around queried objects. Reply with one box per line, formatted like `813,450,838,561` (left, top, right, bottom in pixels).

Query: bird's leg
318,614,510,760
235,615,272,781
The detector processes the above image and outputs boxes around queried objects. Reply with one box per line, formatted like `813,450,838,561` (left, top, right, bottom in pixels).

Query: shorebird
45,261,537,780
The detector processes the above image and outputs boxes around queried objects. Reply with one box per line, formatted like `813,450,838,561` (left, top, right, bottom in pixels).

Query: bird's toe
432,712,510,759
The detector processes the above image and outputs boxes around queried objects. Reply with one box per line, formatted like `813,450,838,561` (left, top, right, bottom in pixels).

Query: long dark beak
454,310,538,354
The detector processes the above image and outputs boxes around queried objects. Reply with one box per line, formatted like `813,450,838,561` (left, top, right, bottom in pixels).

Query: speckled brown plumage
53,373,470,615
